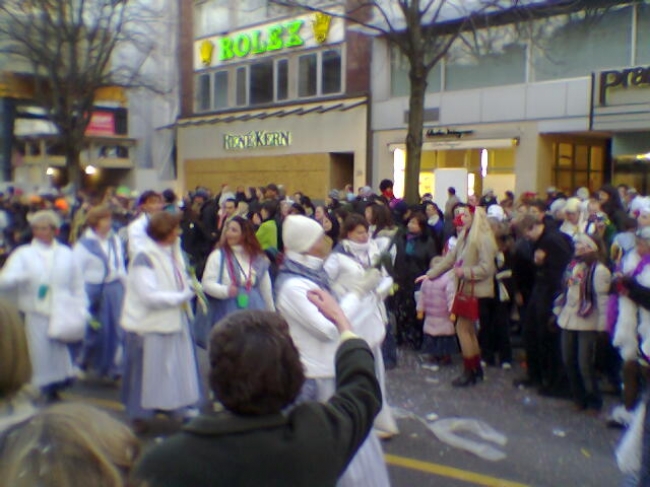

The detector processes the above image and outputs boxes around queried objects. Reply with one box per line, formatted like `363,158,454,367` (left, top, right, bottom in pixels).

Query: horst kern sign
224,131,291,150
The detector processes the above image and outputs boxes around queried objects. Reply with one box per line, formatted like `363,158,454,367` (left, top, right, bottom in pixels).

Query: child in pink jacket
417,256,459,364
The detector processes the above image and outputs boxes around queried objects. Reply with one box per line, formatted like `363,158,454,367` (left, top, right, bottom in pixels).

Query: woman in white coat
555,234,611,412
120,212,201,432
73,205,127,380
324,213,398,438
201,216,274,328
276,215,391,487
0,211,87,402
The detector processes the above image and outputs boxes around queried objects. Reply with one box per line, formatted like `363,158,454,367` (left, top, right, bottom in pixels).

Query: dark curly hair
209,310,305,416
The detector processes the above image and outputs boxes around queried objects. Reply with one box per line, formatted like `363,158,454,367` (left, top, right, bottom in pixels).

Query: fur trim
613,297,640,361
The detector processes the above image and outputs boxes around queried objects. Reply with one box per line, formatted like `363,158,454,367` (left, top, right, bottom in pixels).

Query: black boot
475,365,484,382
452,369,477,387
452,359,478,387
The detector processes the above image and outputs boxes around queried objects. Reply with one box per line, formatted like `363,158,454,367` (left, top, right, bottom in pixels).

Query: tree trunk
404,68,427,205
66,145,82,191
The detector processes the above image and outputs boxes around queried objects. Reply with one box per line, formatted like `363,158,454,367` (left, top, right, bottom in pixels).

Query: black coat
395,230,438,288
532,225,574,297
132,339,381,487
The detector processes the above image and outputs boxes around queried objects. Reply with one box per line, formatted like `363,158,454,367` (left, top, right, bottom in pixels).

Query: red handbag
451,279,479,321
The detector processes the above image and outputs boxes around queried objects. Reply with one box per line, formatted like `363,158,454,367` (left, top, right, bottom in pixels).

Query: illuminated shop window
552,142,606,193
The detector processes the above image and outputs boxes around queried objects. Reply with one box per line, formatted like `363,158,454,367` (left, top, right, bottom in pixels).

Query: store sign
599,66,650,105
426,128,474,139
86,111,115,136
224,130,291,150
195,9,344,70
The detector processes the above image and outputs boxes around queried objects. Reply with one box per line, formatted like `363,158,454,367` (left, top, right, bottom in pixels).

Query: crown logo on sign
199,40,214,67
312,12,332,44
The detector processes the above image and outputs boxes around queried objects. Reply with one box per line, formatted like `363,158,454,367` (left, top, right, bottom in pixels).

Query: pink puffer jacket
418,270,456,337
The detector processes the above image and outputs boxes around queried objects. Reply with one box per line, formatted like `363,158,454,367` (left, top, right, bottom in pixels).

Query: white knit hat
28,210,61,229
487,204,505,221
283,215,324,253
564,197,581,213
631,196,650,216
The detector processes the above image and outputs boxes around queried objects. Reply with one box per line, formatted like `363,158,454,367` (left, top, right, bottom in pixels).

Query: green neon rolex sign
219,20,304,61
195,10,343,70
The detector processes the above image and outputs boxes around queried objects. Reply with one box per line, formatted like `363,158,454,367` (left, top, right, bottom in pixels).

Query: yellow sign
199,40,215,67
312,12,332,44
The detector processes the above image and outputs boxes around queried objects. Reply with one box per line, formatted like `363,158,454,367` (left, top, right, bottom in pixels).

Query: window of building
636,4,650,64
276,59,289,101
298,53,318,97
322,49,342,94
194,0,231,38
194,46,343,112
214,71,229,109
236,67,247,106
552,142,606,193
197,74,211,112
236,0,266,28
390,46,442,97
532,7,633,81
445,27,527,91
249,60,274,105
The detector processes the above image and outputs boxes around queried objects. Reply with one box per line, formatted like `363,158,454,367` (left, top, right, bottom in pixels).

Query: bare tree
0,0,161,188
271,0,622,203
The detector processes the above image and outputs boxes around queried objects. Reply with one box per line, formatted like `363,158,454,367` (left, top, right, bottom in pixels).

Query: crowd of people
1,178,650,484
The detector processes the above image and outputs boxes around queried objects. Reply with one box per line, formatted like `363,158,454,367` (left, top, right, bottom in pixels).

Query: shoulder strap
219,249,225,283
79,237,109,280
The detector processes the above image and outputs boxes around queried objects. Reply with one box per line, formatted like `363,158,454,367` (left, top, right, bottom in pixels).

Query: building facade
178,0,371,198
371,1,650,202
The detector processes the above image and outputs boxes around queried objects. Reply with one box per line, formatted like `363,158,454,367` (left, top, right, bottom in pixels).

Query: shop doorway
613,160,650,195
393,146,516,201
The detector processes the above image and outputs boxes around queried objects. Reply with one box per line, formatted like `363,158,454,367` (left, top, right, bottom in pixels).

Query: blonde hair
467,207,498,255
0,403,140,487
0,299,31,397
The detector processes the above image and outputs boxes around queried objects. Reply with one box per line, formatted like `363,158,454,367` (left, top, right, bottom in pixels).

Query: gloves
350,268,382,297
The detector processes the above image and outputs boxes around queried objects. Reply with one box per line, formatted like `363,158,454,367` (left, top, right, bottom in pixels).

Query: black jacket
532,225,573,296
132,339,381,487
395,230,438,287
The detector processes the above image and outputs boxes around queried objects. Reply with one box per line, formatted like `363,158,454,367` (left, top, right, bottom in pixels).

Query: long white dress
121,241,201,417
0,240,86,389
277,251,391,487
324,240,399,436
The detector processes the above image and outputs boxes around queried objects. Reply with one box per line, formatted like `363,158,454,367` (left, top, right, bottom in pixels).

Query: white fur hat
631,196,650,216
283,215,324,253
549,198,567,215
564,197,581,213
28,210,61,229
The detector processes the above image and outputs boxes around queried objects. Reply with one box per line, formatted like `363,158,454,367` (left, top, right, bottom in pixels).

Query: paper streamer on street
391,407,508,461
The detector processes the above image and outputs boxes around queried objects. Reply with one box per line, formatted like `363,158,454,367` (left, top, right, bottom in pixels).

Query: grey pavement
383,349,623,487
67,347,625,487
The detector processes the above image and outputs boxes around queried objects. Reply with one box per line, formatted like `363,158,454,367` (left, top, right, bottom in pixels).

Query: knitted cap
283,215,324,253
564,197,581,213
487,204,505,221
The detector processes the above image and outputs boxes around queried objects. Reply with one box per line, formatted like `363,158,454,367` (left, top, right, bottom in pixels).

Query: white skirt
314,378,392,487
24,312,74,388
141,319,200,411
